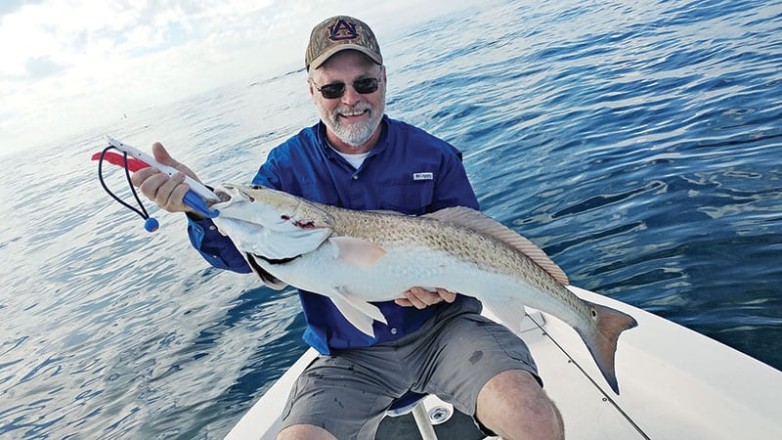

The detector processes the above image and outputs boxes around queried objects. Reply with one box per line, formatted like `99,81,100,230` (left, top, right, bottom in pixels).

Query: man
132,15,563,440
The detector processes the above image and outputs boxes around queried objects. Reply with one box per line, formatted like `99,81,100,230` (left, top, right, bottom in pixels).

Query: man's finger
138,172,169,200
397,287,456,308
130,166,160,188
436,288,457,303
395,298,413,307
157,173,186,209
168,179,192,212
404,289,428,309
417,287,444,306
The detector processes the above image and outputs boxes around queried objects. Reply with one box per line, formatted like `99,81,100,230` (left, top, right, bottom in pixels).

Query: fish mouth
211,183,335,230
211,186,235,205
211,183,251,206
215,189,232,204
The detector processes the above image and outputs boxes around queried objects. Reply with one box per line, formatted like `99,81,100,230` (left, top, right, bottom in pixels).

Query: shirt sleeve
184,152,285,273
187,147,287,272
187,215,252,273
251,150,283,189
431,147,480,211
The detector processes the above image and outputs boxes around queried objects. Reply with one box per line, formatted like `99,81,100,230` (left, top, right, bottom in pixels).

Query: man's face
309,50,386,150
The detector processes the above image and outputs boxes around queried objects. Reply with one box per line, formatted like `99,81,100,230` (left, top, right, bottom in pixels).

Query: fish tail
577,301,638,394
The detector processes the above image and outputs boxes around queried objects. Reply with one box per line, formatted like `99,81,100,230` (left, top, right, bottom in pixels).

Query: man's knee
477,370,564,440
277,424,337,440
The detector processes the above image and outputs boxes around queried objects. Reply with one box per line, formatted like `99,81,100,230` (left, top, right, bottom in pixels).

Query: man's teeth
341,110,367,117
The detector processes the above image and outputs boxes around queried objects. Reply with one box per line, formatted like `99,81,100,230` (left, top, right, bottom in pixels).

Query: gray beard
321,102,385,148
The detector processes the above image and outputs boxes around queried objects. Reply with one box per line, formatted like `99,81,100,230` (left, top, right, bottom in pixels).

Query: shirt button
390,328,398,335
352,174,359,180
209,226,216,231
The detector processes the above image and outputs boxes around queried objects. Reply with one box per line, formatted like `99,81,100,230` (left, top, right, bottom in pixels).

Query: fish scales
325,206,575,307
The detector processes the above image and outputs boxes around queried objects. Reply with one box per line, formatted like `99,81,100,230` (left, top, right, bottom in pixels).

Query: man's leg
275,353,403,440
277,424,336,440
476,369,564,440
408,299,564,440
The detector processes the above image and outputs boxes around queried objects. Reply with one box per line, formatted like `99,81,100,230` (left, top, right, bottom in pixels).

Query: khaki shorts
279,297,539,440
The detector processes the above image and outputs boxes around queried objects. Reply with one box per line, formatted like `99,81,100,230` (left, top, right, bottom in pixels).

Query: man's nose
340,84,361,105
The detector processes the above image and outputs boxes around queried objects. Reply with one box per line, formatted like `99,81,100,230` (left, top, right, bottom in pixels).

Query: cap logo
328,19,358,41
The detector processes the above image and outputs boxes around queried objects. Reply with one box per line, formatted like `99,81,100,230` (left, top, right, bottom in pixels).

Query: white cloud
0,0,474,156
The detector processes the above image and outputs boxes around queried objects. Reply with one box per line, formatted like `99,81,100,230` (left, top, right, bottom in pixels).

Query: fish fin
423,207,569,285
480,299,529,334
329,237,386,268
577,300,638,394
245,253,288,290
330,287,387,337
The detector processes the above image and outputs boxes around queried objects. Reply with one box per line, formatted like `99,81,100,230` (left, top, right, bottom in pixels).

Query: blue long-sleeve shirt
187,115,479,354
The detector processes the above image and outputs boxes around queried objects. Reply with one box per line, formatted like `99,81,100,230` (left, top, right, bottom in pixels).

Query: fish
210,183,638,393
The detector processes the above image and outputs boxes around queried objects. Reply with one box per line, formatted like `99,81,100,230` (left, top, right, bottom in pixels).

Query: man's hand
395,287,457,309
129,142,202,214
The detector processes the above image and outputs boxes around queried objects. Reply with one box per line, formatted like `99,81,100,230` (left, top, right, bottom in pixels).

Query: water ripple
1,0,781,438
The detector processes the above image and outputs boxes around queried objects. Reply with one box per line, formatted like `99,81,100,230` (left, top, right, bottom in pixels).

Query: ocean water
1,0,781,438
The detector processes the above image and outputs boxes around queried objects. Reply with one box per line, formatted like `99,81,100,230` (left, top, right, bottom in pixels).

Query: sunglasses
311,77,381,99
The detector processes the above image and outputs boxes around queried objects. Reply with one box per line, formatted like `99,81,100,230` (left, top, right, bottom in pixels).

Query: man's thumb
149,141,201,182
151,142,177,168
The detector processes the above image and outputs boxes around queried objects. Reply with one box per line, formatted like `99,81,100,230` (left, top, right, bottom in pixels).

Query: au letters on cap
329,18,359,41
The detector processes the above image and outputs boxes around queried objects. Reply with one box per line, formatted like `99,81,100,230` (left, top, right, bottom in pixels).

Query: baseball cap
305,15,383,71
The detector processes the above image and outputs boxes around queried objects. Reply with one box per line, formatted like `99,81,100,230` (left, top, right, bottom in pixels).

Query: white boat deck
226,287,782,439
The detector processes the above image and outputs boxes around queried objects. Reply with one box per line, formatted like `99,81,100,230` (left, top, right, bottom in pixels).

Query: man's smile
339,109,370,121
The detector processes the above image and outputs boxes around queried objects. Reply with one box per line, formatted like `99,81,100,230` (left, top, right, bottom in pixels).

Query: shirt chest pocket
290,178,341,207
375,179,435,215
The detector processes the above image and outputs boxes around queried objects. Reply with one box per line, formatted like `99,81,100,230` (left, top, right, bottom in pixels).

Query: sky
0,0,472,157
